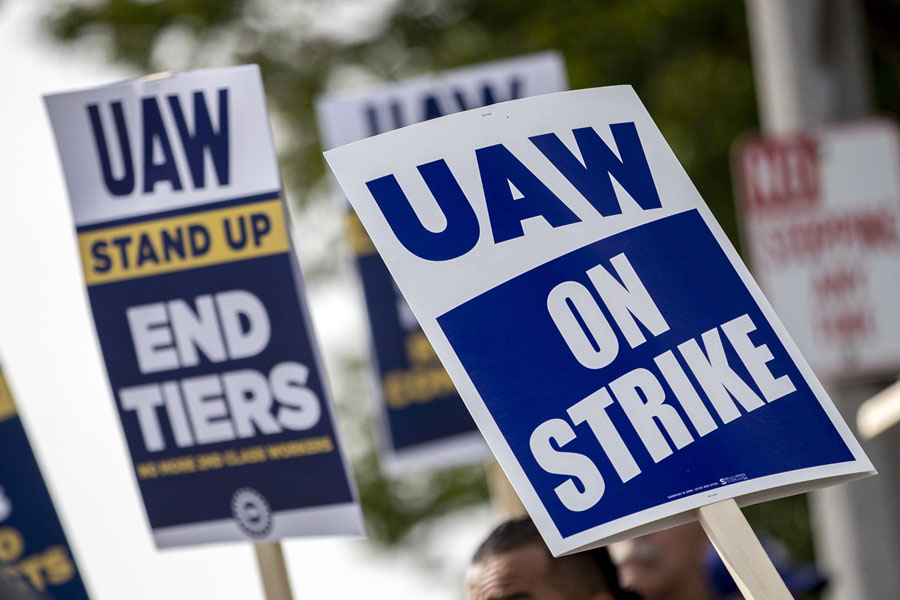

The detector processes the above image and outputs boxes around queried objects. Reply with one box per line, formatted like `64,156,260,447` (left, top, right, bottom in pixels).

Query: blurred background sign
734,120,900,382
316,53,566,475
44,66,364,550
0,368,90,599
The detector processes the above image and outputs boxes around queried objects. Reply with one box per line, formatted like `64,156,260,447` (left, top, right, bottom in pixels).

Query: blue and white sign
0,369,89,599
317,53,567,474
325,87,874,555
45,66,364,548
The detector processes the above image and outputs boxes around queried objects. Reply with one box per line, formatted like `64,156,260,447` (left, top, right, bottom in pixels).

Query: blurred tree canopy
44,0,759,238
41,0,900,571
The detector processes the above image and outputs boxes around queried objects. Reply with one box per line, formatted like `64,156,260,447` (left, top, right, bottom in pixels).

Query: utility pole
745,1,900,597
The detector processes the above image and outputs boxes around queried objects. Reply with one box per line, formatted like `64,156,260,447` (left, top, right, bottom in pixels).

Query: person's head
609,523,710,600
467,517,639,600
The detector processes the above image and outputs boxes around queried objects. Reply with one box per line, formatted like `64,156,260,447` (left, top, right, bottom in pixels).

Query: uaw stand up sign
326,88,874,555
317,52,567,475
46,66,364,548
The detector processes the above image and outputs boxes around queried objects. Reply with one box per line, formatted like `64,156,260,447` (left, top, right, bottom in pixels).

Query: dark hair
472,517,641,600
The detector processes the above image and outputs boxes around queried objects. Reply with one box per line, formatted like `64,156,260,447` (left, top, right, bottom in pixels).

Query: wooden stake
857,380,900,439
485,460,526,519
695,499,791,600
253,542,294,600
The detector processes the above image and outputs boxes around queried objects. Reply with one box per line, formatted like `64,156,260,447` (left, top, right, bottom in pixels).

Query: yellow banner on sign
77,199,291,285
0,372,17,422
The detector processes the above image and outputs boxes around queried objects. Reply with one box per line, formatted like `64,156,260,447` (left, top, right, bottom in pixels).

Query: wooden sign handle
254,542,294,600
694,499,791,600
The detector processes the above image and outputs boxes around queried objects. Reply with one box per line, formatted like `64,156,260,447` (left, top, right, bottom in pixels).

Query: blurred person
467,517,641,600
610,522,827,600
610,523,713,600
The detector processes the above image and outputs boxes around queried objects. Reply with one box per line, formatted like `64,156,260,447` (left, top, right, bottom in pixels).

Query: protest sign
734,119,900,381
317,52,567,474
325,87,874,556
0,368,89,598
45,66,364,549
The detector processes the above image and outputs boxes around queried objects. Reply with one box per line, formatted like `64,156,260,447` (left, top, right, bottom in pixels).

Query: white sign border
325,86,874,556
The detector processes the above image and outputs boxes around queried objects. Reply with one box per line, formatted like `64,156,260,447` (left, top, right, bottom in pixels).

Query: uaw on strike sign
317,52,566,474
45,66,363,548
326,87,874,555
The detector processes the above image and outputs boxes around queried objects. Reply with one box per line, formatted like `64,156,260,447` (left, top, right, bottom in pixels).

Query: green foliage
43,0,757,243
744,494,816,562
